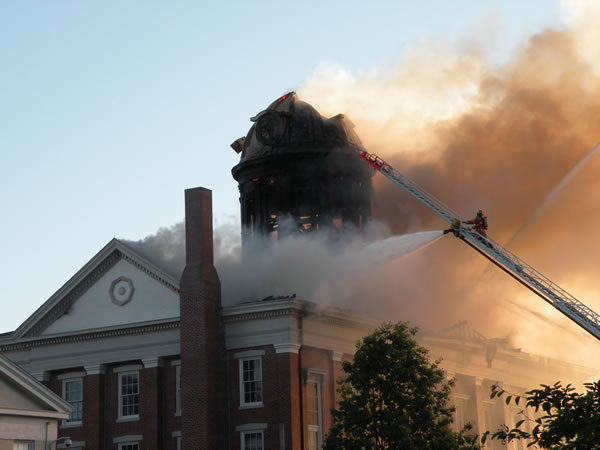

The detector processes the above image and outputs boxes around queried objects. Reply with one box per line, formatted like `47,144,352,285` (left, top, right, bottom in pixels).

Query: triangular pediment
0,354,71,417
13,239,180,338
435,321,488,342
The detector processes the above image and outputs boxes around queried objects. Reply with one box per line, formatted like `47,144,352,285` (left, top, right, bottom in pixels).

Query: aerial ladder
359,151,600,341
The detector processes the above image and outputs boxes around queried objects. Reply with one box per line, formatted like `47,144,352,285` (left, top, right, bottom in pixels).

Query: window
62,377,83,423
307,381,322,450
13,443,33,450
483,401,501,450
119,371,139,419
240,358,262,407
453,394,469,432
176,436,181,450
118,444,139,450
241,431,264,450
511,407,526,450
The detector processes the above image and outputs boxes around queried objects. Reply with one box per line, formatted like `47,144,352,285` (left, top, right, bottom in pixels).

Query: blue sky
0,1,565,332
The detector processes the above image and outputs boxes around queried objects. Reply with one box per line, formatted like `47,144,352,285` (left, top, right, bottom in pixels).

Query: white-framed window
241,430,264,450
483,401,501,450
239,357,262,407
453,393,469,432
13,442,34,450
307,380,323,450
62,377,83,424
118,443,139,450
510,406,527,450
118,371,140,419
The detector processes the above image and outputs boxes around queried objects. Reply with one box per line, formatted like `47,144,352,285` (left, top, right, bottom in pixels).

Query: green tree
323,322,479,450
484,380,600,449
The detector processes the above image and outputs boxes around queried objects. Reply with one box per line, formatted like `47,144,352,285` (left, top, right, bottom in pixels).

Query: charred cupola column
231,92,374,247
179,187,227,449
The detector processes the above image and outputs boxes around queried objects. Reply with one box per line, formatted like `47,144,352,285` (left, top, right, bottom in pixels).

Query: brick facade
39,360,183,450
179,187,227,449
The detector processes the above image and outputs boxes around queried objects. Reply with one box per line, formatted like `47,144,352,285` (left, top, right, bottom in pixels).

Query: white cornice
0,319,180,352
223,299,303,323
223,297,380,331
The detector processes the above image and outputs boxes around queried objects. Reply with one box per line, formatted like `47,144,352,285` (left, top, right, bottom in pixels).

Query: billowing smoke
127,2,600,366
298,0,600,364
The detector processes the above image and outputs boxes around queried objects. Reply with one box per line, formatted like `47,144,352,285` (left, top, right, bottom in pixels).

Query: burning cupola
231,92,374,245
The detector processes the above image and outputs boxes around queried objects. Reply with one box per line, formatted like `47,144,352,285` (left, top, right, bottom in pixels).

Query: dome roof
231,92,365,164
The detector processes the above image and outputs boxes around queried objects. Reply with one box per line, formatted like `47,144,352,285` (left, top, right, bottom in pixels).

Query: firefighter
463,210,488,237
443,218,461,236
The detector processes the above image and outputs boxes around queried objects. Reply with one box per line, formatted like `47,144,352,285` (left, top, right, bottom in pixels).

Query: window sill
174,411,181,417
239,403,263,410
60,421,82,429
116,415,140,423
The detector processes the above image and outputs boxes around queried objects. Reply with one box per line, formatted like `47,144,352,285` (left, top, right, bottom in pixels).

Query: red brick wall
50,358,182,450
179,187,227,449
161,361,182,449
289,351,301,450
84,372,105,449
227,346,302,450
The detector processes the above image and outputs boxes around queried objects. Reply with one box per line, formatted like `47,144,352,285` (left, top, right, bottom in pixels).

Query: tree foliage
323,322,479,450
483,380,600,449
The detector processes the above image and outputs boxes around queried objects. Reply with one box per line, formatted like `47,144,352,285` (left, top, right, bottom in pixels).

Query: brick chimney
179,187,227,448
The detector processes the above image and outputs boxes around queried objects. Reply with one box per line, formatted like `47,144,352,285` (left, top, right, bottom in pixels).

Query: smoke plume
298,0,600,364
128,1,600,366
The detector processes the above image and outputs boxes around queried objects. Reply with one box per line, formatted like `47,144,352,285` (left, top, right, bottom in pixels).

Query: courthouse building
0,93,596,449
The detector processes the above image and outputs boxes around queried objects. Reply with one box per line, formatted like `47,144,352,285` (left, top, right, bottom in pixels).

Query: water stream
506,140,600,249
359,231,444,269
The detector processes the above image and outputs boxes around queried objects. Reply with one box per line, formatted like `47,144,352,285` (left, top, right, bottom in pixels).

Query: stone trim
171,431,181,438
142,357,165,368
224,308,294,323
329,350,344,362
304,367,327,384
234,350,265,358
57,371,86,380
113,435,143,443
170,359,181,366
236,423,268,432
0,321,180,352
114,364,142,373
274,343,301,354
85,364,106,376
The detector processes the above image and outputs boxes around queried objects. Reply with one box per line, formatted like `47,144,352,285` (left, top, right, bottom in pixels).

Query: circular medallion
109,277,135,306
255,111,284,146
